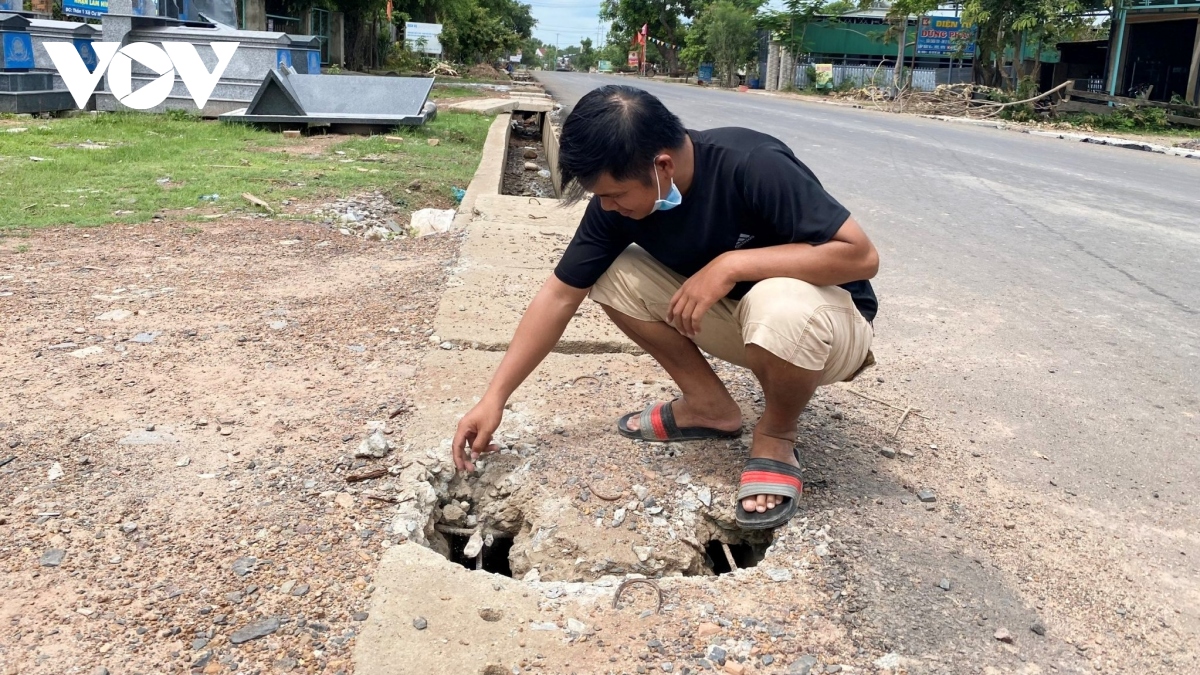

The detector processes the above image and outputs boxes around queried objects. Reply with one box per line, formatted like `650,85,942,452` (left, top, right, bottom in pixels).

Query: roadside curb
919,114,1200,162
451,113,511,231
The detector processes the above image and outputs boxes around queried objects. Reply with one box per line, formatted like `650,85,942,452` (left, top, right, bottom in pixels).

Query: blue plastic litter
451,187,466,204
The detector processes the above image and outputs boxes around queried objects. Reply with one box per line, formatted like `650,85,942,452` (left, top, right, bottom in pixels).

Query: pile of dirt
1176,138,1200,150
466,63,509,81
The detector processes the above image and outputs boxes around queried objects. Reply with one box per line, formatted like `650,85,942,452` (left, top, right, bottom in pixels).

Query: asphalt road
536,72,1200,669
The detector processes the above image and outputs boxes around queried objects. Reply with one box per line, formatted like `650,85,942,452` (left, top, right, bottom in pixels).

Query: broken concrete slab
386,348,760,582
354,543,561,675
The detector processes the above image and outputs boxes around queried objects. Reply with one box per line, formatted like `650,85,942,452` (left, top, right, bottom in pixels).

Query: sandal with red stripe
735,448,803,530
617,399,743,442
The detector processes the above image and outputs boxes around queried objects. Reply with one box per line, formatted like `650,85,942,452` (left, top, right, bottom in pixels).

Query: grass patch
431,85,494,100
1058,110,1200,139
0,110,492,231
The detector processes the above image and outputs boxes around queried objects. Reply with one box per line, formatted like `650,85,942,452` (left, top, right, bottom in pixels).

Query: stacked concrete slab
0,12,77,113
24,15,100,92
91,0,323,116
219,68,437,130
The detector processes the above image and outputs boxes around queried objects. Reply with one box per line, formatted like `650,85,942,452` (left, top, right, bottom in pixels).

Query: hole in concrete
444,530,515,577
704,540,769,575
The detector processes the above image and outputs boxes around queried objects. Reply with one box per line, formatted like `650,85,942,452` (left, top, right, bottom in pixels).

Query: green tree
599,0,700,75
960,0,1106,89
876,0,939,90
704,1,757,86
758,0,831,58
574,37,599,71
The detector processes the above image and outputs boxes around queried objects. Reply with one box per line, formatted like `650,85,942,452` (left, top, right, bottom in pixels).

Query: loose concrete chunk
95,309,132,321
356,429,392,458
411,208,456,237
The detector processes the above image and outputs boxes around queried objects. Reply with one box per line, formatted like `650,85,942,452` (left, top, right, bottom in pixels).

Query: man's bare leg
600,304,741,433
600,305,823,514
742,344,822,514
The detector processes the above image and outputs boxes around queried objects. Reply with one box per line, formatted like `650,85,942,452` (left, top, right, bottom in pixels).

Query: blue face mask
652,163,682,212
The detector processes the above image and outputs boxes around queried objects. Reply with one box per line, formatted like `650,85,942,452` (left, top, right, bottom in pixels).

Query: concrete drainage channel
353,96,824,675
503,112,559,199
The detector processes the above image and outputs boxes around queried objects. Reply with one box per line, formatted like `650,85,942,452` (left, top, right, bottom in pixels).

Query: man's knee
738,278,868,378
590,247,678,322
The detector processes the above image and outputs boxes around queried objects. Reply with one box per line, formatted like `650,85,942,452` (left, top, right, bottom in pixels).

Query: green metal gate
312,7,330,65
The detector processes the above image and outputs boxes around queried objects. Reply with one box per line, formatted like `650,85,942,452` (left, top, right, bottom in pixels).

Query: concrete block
448,97,516,115
353,543,561,675
433,218,635,353
450,114,510,230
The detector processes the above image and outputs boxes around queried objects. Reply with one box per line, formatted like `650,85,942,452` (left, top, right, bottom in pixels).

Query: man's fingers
451,426,469,471
682,298,699,337
691,304,706,336
667,288,684,323
473,429,495,458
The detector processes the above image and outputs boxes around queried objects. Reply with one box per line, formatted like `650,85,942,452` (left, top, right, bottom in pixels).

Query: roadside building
1106,0,1200,103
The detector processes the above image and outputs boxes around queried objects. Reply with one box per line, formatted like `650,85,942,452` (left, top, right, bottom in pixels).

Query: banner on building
916,16,977,56
814,64,834,89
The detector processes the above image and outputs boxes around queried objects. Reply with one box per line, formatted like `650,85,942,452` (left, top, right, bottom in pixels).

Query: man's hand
667,255,735,338
452,401,503,472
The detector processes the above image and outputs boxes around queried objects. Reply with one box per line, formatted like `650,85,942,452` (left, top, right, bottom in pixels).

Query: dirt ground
0,217,460,674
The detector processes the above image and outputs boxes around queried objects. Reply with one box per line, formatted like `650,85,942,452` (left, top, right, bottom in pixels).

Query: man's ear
655,153,677,178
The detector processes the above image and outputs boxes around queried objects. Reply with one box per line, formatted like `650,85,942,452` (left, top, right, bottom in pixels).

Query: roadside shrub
1073,105,1171,131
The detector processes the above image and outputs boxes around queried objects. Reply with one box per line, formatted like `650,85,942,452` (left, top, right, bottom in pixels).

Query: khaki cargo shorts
590,246,874,386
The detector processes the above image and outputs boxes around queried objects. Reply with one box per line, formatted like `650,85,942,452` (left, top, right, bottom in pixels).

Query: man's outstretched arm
451,275,589,471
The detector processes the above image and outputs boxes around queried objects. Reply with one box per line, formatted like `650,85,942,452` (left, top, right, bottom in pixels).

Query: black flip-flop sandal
735,449,804,530
617,399,743,442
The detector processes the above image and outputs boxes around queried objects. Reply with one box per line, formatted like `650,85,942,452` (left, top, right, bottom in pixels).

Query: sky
526,0,789,50
528,1,610,49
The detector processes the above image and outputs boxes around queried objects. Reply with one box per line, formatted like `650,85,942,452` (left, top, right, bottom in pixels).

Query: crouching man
452,85,879,529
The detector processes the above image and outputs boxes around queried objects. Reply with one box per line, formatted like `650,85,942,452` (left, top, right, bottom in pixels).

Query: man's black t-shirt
553,127,877,322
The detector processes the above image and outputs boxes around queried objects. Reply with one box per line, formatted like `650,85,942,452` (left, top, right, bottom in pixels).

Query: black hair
557,85,686,204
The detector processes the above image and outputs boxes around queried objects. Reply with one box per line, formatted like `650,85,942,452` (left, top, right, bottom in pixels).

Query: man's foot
621,396,742,435
741,429,800,514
